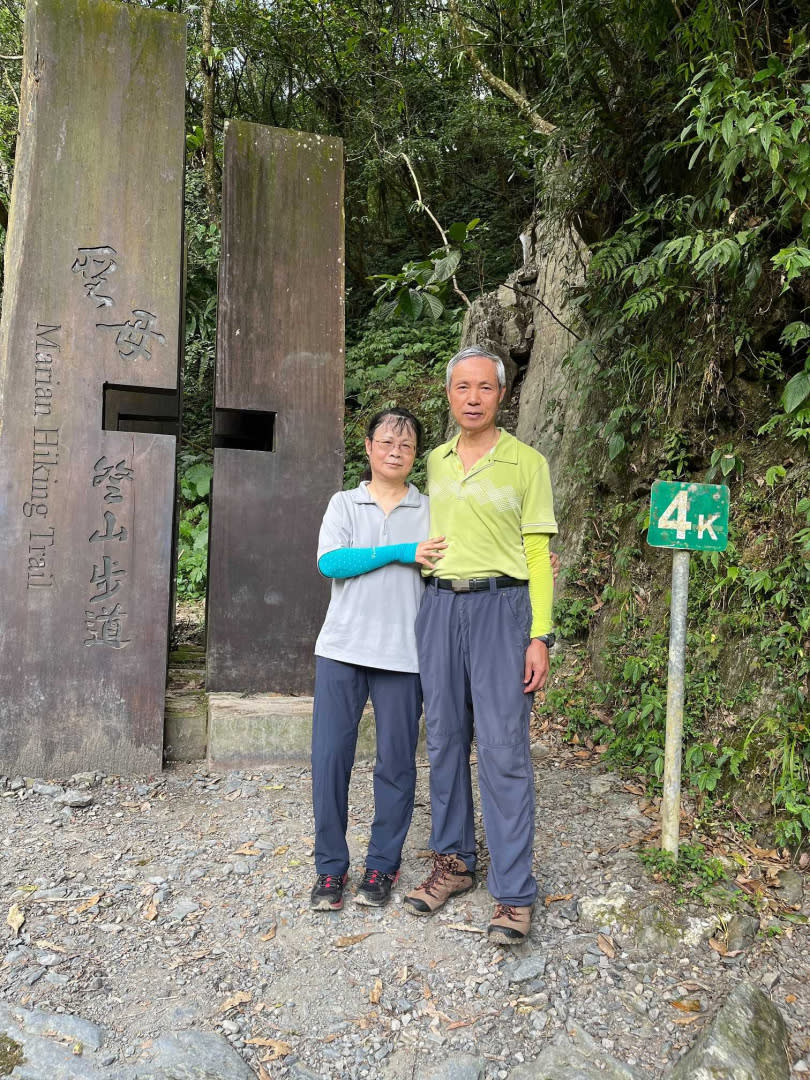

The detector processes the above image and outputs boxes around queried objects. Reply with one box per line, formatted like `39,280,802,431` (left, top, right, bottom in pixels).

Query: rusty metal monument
0,0,186,775
206,121,344,696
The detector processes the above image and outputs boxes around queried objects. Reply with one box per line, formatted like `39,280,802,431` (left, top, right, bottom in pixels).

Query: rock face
0,1003,257,1080
669,982,791,1080
459,217,591,533
506,1024,651,1079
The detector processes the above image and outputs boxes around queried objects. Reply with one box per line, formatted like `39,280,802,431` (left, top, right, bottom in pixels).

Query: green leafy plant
176,457,212,601
706,444,743,482
371,219,480,322
343,318,459,488
639,843,726,896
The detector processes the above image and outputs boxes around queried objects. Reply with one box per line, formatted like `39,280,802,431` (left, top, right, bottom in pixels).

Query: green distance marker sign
647,480,730,552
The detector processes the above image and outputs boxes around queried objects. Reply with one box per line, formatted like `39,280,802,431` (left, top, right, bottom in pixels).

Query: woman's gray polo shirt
314,482,429,672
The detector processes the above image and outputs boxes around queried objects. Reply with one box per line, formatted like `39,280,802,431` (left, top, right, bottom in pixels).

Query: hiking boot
310,872,348,911
403,854,474,916
487,903,532,944
355,868,399,907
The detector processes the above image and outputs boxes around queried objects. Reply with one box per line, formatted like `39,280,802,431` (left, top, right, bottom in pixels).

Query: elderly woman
310,407,446,911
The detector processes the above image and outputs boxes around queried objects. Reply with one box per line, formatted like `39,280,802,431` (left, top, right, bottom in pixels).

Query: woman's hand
550,551,560,583
415,536,447,568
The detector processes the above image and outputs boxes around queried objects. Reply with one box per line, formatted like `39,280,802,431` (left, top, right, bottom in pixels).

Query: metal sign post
647,480,730,859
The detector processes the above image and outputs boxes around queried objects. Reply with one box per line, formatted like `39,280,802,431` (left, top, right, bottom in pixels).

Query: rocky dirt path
1,730,808,1079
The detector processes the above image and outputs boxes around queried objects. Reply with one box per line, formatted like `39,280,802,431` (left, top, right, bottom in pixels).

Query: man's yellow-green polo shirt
425,428,557,580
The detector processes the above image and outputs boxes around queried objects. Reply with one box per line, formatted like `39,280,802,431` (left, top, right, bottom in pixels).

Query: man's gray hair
446,345,506,390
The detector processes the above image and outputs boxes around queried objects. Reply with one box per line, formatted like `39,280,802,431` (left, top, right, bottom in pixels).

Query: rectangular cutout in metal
213,408,275,452
103,383,180,437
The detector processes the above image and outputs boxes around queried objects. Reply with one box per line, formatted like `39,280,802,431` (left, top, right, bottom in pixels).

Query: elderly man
403,345,556,944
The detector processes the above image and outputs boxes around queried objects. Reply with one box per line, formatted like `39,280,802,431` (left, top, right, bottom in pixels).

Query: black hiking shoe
355,868,399,907
310,872,348,911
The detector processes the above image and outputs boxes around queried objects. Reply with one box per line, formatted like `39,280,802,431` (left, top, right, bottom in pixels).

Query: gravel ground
2,731,808,1078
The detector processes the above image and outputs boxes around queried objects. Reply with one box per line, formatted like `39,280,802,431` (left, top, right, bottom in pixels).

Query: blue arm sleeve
318,543,419,579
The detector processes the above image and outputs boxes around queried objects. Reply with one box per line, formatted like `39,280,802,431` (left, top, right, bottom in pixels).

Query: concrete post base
207,693,426,772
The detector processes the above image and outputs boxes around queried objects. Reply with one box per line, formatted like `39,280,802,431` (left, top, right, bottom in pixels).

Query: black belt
432,575,527,593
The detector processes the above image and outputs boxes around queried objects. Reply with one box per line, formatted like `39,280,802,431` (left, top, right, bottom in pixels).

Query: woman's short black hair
362,407,423,482
366,407,423,454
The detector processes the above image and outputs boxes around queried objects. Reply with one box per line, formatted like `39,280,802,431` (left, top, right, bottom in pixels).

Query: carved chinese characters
0,0,186,775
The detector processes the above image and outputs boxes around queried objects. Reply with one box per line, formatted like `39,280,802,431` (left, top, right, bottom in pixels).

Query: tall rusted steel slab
0,0,186,775
207,122,344,693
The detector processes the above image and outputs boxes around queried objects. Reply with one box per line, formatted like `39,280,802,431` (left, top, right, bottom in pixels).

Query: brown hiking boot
487,903,532,944
403,853,474,916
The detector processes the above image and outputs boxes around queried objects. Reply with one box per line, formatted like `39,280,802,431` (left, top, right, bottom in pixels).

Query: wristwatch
534,633,556,649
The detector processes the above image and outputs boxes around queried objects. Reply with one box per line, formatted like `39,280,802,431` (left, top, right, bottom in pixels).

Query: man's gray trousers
415,580,537,907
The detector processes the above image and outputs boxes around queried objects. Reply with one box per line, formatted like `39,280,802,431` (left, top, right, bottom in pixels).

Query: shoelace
318,874,342,891
492,903,519,922
364,869,384,886
419,854,458,897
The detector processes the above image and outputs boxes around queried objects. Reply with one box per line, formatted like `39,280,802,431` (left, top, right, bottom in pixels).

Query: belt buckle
451,579,471,593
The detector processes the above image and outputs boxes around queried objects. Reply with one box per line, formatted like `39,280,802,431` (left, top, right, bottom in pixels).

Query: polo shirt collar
443,428,518,463
351,481,422,507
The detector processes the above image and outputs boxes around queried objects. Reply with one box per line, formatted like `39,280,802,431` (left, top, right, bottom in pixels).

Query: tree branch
447,0,556,136
399,152,471,309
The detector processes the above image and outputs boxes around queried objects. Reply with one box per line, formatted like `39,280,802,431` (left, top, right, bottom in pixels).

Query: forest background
0,0,808,855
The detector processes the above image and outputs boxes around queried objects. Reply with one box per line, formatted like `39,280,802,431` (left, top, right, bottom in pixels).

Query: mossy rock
169,646,206,666
0,1034,24,1076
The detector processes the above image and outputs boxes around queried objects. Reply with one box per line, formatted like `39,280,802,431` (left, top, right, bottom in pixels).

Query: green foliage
554,597,594,641
176,456,213,601
555,472,810,845
343,318,459,489
638,844,726,897
183,171,220,392
706,444,743,482
371,219,479,322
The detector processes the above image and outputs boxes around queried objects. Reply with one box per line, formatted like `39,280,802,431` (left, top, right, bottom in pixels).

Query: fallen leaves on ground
348,1011,378,1030
168,950,210,970
622,782,646,796
248,1037,292,1060
335,932,375,948
32,939,66,952
219,991,252,1013
75,893,103,914
260,925,277,941
544,893,574,906
6,904,24,937
233,844,261,857
369,978,382,1004
671,999,702,1013
597,934,616,959
447,923,485,935
707,937,742,959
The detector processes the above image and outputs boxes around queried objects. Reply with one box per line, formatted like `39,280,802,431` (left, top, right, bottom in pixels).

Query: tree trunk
201,0,218,222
